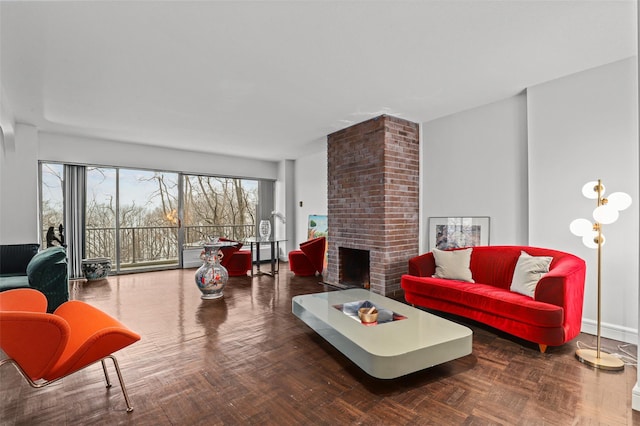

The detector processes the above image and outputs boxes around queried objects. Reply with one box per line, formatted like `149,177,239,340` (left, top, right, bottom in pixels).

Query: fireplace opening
339,247,370,289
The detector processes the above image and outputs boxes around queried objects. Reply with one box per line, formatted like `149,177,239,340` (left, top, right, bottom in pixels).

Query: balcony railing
183,224,255,246
46,224,256,271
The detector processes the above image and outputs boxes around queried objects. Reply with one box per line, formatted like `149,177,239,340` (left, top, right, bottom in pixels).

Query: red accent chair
288,237,326,276
218,238,252,277
0,288,141,412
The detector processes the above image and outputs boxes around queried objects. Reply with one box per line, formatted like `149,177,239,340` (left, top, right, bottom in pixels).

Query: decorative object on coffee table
195,242,230,300
358,306,378,325
81,257,111,281
570,179,632,371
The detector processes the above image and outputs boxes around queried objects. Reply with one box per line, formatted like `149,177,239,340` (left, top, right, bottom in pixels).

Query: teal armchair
27,247,69,312
0,246,69,313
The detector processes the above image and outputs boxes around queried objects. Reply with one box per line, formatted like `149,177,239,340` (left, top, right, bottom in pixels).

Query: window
118,169,179,269
40,162,268,276
85,167,117,264
183,175,258,244
40,163,64,248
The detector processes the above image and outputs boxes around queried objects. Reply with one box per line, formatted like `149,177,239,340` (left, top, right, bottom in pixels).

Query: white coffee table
292,289,472,379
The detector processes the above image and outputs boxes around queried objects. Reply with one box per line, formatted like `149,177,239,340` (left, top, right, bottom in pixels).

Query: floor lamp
570,179,632,371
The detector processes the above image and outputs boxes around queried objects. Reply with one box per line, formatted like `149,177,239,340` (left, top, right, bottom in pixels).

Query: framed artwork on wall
308,214,328,239
428,217,490,251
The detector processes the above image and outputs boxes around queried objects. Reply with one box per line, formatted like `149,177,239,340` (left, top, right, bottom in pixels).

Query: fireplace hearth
339,247,370,289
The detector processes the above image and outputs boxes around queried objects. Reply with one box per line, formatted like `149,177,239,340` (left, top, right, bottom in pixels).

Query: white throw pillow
510,251,553,298
432,248,474,283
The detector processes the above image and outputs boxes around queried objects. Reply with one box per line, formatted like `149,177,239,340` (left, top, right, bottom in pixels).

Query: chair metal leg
0,358,57,389
1,356,134,413
101,359,112,388
106,355,134,412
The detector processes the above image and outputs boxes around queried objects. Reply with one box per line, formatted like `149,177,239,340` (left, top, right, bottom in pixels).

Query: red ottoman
288,251,317,276
219,239,252,277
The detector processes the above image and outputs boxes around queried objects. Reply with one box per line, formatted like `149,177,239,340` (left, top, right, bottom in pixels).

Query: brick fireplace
326,115,420,296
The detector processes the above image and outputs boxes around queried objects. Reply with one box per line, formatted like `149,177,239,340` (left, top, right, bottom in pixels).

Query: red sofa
401,246,586,352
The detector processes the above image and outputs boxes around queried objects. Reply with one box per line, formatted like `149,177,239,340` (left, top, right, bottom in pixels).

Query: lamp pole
595,180,602,360
574,179,624,371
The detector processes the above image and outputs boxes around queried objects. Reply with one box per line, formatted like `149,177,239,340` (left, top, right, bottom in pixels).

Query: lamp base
575,348,624,371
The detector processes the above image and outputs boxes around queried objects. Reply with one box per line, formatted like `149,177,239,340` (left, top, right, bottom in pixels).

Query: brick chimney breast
326,115,420,296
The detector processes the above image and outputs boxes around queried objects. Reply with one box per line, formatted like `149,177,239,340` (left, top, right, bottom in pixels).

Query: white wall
421,93,529,248
418,58,639,344
0,82,16,149
275,159,296,259
292,143,328,249
528,57,639,343
0,123,39,243
38,132,279,180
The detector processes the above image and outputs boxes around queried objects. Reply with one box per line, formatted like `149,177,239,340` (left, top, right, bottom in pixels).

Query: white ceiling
1,1,637,161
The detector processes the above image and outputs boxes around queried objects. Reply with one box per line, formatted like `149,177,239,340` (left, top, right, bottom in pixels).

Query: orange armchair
0,288,141,412
288,237,326,276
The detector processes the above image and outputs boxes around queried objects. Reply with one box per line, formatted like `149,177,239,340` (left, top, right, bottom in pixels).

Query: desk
245,238,286,277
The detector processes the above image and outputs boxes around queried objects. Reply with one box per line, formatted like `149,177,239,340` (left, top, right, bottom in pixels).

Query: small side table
245,238,286,277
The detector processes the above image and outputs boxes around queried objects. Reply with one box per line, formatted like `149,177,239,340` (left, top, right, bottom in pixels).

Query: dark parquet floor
1,264,639,425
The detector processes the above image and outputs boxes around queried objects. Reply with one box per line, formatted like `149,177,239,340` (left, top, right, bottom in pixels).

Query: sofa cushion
432,248,474,283
510,251,553,298
468,247,522,290
0,276,30,291
0,244,40,276
401,274,563,328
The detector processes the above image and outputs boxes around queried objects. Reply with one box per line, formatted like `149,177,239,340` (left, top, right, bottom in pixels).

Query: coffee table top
293,289,472,376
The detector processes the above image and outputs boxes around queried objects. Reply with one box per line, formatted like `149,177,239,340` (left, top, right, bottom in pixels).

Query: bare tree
183,175,257,241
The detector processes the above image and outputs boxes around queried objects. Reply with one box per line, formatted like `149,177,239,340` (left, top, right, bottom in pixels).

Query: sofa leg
539,344,547,353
